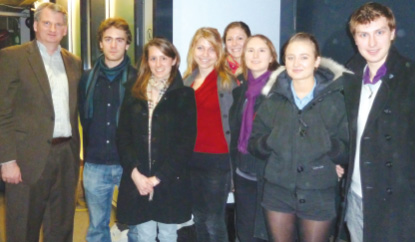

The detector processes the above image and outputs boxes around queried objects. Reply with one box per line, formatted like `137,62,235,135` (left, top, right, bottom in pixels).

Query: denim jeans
345,190,363,242
83,162,123,242
128,220,178,242
190,167,231,242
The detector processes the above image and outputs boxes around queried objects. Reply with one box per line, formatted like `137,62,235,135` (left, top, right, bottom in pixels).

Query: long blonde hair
183,27,233,89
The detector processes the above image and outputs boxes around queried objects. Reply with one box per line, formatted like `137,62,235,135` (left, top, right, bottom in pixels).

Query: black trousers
235,174,268,242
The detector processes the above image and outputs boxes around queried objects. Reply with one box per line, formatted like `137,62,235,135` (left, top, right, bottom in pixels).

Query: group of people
0,1,414,242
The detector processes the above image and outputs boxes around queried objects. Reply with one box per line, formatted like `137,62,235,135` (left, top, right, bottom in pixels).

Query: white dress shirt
37,41,72,138
351,66,383,197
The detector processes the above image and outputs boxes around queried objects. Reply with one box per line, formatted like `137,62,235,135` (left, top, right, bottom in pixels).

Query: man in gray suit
0,3,82,241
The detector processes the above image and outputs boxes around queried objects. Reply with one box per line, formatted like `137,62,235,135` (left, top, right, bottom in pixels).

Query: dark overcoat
339,47,415,241
116,73,197,225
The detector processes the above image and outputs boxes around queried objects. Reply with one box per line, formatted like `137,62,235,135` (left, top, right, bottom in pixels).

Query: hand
148,176,160,187
336,165,345,179
1,161,22,184
131,168,153,196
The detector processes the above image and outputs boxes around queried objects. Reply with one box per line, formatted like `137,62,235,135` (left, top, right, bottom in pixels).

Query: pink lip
367,49,379,55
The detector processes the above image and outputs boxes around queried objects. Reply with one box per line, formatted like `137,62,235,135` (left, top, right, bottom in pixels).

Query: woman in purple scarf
229,34,279,242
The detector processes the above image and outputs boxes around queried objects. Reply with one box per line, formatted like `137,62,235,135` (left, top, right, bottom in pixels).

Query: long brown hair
183,27,233,90
241,34,280,79
132,38,180,100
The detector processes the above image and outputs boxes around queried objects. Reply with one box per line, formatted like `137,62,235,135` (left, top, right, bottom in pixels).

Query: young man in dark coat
339,2,415,241
78,17,137,242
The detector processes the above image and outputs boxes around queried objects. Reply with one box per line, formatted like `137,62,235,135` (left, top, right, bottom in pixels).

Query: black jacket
338,47,415,242
229,74,267,176
78,65,137,165
116,73,197,225
249,58,349,191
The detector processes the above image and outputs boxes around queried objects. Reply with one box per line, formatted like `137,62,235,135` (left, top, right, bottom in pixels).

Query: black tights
265,209,332,242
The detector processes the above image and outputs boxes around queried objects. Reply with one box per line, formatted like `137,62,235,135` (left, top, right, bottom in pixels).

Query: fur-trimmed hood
261,57,353,96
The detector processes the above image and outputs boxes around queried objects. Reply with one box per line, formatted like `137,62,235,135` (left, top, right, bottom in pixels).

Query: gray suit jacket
0,40,82,184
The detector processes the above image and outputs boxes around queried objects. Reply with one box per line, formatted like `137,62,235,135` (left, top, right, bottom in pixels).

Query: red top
192,70,229,153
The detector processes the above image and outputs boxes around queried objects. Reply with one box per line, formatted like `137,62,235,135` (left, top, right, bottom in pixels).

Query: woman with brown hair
116,37,197,242
223,21,251,77
230,34,279,242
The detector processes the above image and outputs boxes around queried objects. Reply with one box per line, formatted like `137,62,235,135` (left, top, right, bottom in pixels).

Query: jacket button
152,160,156,164
385,134,392,140
383,109,392,114
299,129,306,137
226,131,230,135
385,161,392,167
297,166,304,173
223,114,228,118
299,199,306,203
51,116,55,121
220,93,224,98
386,188,392,194
47,139,52,144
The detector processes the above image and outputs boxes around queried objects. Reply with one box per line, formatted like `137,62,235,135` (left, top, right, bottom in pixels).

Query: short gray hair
34,2,68,24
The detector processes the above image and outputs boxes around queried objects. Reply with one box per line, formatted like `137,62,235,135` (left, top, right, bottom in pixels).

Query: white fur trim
319,57,353,81
261,66,286,96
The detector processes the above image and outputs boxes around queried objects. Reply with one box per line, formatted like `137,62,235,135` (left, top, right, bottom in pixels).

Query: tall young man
341,2,415,241
0,3,82,241
78,17,137,242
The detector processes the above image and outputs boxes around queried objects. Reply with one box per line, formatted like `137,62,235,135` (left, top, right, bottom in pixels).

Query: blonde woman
183,27,235,242
249,33,349,242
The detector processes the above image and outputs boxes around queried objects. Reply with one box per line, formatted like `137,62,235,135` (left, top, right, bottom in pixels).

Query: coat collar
165,71,185,93
27,40,53,108
344,46,410,130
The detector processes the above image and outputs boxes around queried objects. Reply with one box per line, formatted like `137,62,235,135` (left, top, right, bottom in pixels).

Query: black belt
51,137,71,145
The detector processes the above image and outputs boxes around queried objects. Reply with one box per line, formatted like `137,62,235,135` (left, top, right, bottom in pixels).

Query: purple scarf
363,63,387,85
238,70,271,154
